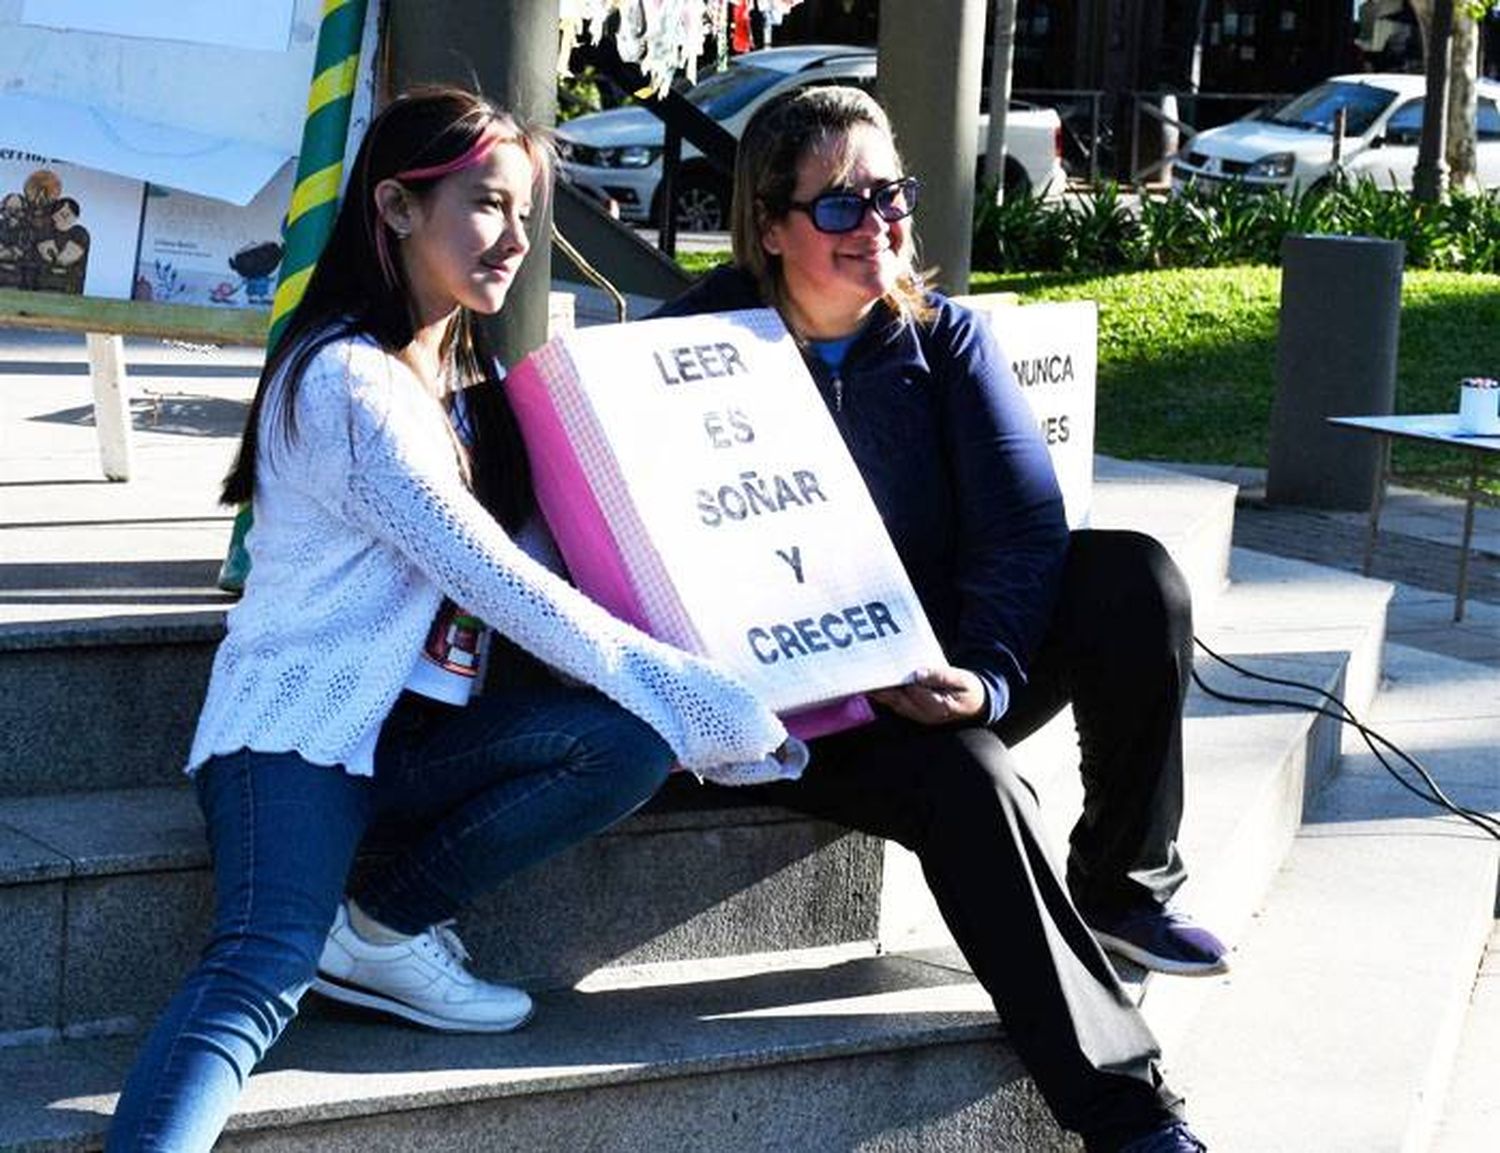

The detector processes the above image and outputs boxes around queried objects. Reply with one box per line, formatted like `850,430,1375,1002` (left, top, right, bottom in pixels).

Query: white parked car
558,44,1066,231
1172,72,1500,195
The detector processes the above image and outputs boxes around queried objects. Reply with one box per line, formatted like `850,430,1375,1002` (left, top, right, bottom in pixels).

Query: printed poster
0,149,144,299
134,162,294,309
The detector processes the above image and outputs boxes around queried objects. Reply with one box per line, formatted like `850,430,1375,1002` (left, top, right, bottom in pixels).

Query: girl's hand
870,665,987,726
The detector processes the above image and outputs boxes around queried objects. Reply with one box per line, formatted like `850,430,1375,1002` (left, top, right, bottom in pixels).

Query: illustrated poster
134,162,294,309
0,150,144,299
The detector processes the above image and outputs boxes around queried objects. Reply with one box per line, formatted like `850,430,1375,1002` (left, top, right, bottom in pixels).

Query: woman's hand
870,665,987,726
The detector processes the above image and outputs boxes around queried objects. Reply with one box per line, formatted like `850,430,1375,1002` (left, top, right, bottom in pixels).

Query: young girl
108,87,794,1152
654,86,1211,1153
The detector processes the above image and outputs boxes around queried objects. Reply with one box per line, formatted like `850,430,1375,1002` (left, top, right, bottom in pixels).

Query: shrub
1439,187,1500,274
972,182,1069,272
1058,182,1139,273
972,177,1500,275
966,266,1500,495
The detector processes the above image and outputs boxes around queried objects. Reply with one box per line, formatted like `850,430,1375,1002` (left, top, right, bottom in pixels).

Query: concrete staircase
1,455,1496,1151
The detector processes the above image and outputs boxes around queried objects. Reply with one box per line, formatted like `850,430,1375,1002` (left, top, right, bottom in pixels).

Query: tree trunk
1412,0,1453,204
983,0,1018,201
1448,8,1479,189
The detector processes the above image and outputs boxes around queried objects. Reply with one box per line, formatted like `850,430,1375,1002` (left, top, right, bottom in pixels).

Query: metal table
1328,413,1500,622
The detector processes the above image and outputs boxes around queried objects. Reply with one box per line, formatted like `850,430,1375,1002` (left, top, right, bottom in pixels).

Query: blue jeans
107,687,672,1152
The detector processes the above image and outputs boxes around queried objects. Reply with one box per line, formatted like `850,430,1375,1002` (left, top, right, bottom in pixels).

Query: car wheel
670,170,731,232
1003,156,1032,200
973,156,1035,200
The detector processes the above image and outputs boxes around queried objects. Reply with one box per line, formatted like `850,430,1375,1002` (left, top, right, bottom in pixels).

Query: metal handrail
552,223,628,324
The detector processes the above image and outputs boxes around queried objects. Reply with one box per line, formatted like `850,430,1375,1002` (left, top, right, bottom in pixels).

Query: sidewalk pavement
1165,461,1500,672
2,331,1497,671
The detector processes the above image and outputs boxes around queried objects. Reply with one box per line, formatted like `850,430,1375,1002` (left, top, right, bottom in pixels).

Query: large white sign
21,0,296,52
956,296,1099,528
508,309,946,718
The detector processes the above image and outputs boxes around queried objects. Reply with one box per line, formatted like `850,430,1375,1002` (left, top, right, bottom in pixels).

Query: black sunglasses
786,176,921,234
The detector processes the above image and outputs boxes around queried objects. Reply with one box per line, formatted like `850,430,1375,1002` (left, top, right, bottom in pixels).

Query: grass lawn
674,250,1500,496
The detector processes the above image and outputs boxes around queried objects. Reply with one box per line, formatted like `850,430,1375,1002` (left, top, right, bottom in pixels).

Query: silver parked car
1172,72,1500,195
558,44,1066,231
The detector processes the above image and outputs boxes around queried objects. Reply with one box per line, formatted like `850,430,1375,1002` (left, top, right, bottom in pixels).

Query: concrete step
1167,652,1500,1152
1091,455,1237,618
0,780,883,1045
0,457,1245,1038
1173,809,1494,1153
0,945,1078,1153
1140,546,1396,1049
0,450,1249,1153
0,616,221,797
0,458,1242,799
1169,639,1500,1151
1433,923,1500,1153
882,546,1395,1010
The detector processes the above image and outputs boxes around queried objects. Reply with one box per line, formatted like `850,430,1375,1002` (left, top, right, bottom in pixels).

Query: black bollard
1267,234,1404,511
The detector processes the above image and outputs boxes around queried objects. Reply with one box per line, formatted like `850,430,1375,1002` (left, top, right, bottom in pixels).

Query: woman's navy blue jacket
653,266,1070,722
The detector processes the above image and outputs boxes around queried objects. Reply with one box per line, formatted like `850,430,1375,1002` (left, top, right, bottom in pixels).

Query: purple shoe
1086,905,1229,976
1118,1120,1208,1152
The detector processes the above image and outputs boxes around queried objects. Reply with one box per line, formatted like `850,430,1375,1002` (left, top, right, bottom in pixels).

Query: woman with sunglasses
106,87,796,1153
654,86,1210,1153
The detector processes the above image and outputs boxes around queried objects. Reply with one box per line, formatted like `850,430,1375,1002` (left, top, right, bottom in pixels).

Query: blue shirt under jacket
653,266,1070,723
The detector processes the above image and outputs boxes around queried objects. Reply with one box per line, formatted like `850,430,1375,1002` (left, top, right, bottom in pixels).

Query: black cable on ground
1191,635,1500,842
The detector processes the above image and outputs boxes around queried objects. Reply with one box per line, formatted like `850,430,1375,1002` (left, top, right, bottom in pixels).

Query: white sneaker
312,903,534,1033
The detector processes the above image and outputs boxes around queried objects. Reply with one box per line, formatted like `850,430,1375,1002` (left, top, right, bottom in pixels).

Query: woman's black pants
998,527,1194,918
741,529,1194,1144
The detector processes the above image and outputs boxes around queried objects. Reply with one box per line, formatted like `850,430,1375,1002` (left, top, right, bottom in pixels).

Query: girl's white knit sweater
188,334,793,783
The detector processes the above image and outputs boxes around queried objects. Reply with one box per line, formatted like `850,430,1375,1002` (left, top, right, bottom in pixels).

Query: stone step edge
1201,545,1395,722
0,457,1240,656
0,944,1022,1152
0,613,224,654
1167,787,1500,1151
1432,922,1500,1152
0,779,825,888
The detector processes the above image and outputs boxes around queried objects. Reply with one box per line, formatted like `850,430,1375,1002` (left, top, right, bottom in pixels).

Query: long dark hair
222,86,552,533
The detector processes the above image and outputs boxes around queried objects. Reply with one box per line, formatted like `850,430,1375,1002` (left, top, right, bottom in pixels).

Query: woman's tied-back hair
223,86,554,532
731,85,930,329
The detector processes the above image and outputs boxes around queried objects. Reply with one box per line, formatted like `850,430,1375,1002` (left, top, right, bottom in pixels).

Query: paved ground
1169,461,1500,672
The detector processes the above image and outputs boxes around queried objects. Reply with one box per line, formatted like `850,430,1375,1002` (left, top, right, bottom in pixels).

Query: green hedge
975,179,1500,275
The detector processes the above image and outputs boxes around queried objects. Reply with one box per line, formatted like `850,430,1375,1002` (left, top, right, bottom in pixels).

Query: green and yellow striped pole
219,0,370,592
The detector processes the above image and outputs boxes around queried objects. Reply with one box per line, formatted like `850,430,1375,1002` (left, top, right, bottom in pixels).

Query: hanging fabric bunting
731,0,751,53
560,0,807,95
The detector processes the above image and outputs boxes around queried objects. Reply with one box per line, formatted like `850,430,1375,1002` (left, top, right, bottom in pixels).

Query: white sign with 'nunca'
507,308,946,719
955,296,1099,528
